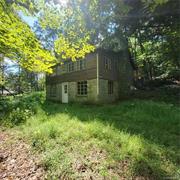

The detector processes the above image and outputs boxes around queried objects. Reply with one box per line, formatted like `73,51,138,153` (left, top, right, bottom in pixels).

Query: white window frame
68,62,74,72
77,81,88,96
77,60,85,71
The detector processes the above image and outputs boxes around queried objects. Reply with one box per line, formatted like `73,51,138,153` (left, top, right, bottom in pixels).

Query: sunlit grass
16,99,180,179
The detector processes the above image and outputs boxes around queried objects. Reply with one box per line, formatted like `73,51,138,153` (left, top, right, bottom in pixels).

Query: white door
62,83,68,103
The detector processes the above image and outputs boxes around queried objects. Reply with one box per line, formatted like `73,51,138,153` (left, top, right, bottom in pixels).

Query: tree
122,0,180,79
79,0,179,80
0,0,56,73
35,0,95,61
0,0,95,73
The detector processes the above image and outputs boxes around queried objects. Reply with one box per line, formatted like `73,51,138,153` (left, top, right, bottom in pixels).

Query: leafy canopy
0,0,95,73
36,0,95,61
0,0,56,73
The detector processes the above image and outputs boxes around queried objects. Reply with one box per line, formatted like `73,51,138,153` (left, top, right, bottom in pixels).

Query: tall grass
1,92,180,179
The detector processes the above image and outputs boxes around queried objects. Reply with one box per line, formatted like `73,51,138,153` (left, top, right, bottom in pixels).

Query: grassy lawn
0,90,180,179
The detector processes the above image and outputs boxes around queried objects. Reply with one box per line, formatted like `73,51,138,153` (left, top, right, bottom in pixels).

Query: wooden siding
46,49,132,85
46,68,97,84
46,53,97,85
98,50,120,81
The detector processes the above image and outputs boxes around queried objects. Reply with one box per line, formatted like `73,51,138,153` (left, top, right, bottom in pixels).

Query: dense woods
0,0,180,94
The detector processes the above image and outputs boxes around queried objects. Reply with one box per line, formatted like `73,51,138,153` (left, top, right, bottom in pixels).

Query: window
50,84,56,97
62,64,68,73
68,62,74,72
108,81,113,94
77,60,85,70
104,57,112,70
77,81,87,95
64,84,67,94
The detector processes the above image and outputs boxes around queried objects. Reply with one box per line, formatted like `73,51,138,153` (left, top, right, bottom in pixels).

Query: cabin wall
46,49,134,103
46,53,97,85
46,79,98,103
98,51,119,81
117,51,134,98
98,50,133,100
98,79,119,103
68,79,98,103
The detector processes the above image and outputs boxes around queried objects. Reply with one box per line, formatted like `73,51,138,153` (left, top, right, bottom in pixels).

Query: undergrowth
0,91,180,179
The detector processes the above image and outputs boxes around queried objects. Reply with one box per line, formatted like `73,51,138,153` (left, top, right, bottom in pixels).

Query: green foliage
80,0,179,80
0,92,45,126
55,34,95,61
8,108,31,126
167,69,180,80
36,0,95,61
142,0,169,11
0,1,56,73
126,0,180,80
0,0,95,73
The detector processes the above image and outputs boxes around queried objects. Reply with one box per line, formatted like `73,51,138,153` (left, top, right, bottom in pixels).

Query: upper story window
68,62,74,72
56,65,61,75
104,57,112,70
77,81,87,95
77,60,85,71
62,64,68,73
52,59,86,75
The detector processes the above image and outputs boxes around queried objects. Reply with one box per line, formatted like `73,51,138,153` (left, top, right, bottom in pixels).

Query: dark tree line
78,0,180,82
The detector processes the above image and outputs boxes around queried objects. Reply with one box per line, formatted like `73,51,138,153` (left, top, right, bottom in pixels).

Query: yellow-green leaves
0,0,56,73
0,0,95,73
55,33,94,61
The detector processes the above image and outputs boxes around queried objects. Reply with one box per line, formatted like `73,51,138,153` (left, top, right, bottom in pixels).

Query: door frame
62,82,68,103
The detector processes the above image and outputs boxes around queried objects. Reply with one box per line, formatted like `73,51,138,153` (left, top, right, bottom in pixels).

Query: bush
8,108,32,126
144,79,175,88
167,69,180,81
0,97,14,113
0,92,45,126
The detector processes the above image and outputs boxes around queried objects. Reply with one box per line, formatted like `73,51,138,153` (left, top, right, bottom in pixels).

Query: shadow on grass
1,89,179,178
42,98,180,151
2,89,177,178
41,97,180,178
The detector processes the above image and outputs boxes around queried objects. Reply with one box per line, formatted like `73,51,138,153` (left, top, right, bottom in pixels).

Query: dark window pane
77,81,88,95
108,81,113,94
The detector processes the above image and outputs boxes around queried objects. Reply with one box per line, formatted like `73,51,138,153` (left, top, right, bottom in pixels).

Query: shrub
0,98,14,113
8,108,32,126
167,69,180,81
0,92,45,126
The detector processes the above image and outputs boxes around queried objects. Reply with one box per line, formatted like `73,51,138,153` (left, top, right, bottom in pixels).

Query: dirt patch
70,149,107,180
0,131,45,180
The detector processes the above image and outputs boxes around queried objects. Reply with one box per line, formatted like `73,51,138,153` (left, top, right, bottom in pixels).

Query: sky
18,11,37,27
